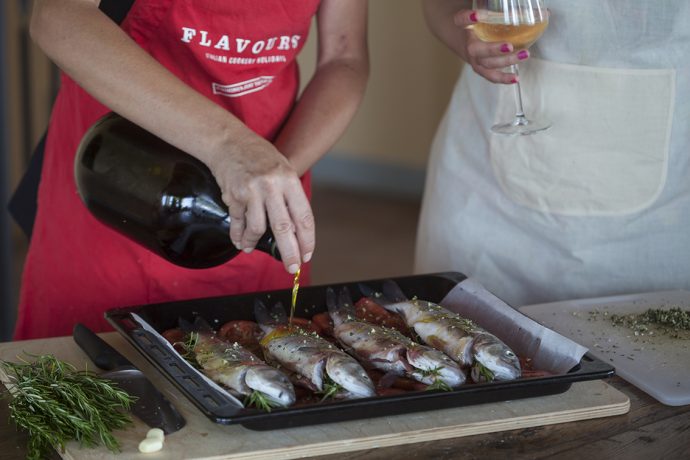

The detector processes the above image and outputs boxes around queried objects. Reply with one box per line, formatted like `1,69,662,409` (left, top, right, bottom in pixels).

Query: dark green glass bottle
74,112,279,269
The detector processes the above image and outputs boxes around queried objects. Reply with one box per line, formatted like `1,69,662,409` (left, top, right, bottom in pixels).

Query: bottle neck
222,216,281,261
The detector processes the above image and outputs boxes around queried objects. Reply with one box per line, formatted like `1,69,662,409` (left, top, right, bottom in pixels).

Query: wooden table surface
2,376,688,459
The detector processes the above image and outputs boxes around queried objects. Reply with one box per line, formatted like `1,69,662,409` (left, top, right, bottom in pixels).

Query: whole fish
254,300,376,399
181,318,296,408
327,287,465,388
362,281,521,383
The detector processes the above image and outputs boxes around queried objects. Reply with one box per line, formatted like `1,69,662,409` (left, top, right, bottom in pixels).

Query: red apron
14,0,320,340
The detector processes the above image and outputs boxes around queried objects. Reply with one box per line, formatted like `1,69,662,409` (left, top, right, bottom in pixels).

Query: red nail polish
470,12,478,23
518,50,529,60
500,43,511,53
511,77,519,84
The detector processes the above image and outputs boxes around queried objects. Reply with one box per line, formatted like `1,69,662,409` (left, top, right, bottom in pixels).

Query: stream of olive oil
289,267,301,327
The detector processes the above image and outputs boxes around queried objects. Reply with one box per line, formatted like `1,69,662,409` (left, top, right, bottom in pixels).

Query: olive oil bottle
74,112,280,269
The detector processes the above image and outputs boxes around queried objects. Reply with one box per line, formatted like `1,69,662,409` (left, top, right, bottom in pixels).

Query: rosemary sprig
425,379,452,392
175,331,201,369
417,366,453,392
0,354,134,460
472,361,495,383
319,376,343,401
244,390,281,412
417,365,443,379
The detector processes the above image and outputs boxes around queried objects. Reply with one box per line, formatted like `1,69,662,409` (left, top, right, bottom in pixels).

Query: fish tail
178,317,214,334
328,287,357,326
325,287,338,314
253,299,274,326
338,287,357,315
270,302,288,324
326,288,345,326
254,299,289,325
382,280,409,303
178,317,194,333
357,282,377,299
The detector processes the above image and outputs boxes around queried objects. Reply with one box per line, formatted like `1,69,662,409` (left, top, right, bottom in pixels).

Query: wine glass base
491,118,551,136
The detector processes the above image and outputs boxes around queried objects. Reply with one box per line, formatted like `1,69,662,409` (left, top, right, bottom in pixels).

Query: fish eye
505,350,515,358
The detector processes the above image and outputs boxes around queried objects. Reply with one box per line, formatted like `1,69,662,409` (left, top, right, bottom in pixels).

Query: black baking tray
105,272,615,430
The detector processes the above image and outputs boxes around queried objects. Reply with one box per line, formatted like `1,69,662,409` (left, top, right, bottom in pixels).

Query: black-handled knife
73,323,186,434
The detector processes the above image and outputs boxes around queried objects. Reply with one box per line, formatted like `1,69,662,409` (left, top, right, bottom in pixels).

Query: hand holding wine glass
470,0,550,135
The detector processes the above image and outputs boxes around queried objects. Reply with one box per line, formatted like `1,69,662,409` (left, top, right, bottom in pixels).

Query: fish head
407,346,466,387
325,352,376,398
245,365,296,407
471,334,521,382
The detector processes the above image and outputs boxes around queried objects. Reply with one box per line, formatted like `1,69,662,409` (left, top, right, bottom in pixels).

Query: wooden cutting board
0,333,630,460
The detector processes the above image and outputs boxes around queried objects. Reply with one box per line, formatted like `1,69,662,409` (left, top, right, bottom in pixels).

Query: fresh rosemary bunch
0,354,134,460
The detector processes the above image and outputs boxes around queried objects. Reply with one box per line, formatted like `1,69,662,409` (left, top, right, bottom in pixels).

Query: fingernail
232,240,241,250
511,76,519,84
303,252,312,263
288,264,300,274
500,43,511,53
243,247,253,254
518,50,529,60
469,12,478,23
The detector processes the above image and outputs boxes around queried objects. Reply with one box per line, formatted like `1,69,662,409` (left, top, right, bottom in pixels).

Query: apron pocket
489,58,675,216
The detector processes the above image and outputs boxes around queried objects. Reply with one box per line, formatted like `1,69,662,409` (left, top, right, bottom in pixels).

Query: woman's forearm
31,0,318,271
276,0,369,176
30,0,258,168
276,57,369,176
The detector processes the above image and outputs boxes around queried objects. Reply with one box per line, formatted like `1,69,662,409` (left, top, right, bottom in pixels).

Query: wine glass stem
511,64,528,125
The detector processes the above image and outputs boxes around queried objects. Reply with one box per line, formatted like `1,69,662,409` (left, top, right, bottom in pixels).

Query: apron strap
99,0,136,26
7,0,136,239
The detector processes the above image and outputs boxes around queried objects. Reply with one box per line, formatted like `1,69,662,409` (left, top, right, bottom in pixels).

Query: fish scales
377,280,522,382
260,329,336,391
255,300,376,399
194,334,263,394
186,320,296,407
391,299,481,368
328,287,466,387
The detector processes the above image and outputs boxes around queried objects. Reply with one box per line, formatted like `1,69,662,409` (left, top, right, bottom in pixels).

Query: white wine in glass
472,0,550,135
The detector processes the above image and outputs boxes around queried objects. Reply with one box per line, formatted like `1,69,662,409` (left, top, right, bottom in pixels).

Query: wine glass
472,0,550,135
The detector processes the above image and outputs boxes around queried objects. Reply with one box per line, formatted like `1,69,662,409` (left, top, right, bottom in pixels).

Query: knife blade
73,323,186,434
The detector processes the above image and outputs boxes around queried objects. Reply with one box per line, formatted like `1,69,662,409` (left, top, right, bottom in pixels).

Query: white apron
415,1,690,306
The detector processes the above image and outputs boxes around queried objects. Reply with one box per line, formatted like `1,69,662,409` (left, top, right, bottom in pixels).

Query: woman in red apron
15,0,369,340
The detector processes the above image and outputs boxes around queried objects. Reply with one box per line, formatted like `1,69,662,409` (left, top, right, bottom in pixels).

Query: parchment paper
441,278,588,374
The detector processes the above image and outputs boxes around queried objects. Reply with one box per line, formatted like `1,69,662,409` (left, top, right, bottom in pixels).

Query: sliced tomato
162,328,185,345
311,312,334,337
520,369,553,379
161,328,186,354
354,297,409,334
392,377,427,392
218,320,261,343
218,320,263,356
376,387,408,396
288,317,323,335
